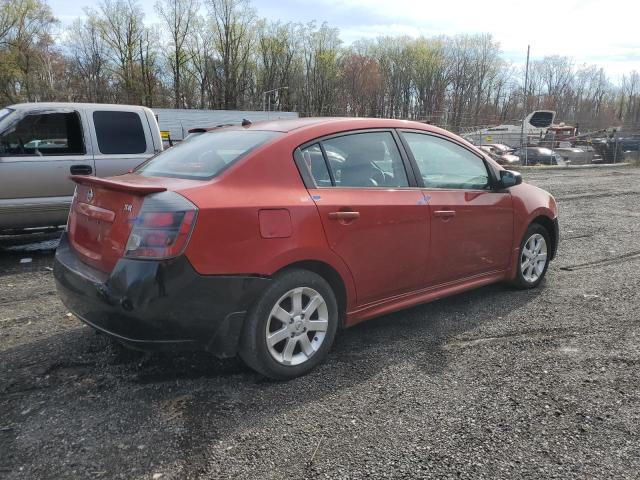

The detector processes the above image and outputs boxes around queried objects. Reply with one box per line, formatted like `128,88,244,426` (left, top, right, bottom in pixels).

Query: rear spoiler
70,175,167,194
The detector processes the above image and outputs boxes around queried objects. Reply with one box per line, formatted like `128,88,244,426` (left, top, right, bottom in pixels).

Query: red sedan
54,118,559,379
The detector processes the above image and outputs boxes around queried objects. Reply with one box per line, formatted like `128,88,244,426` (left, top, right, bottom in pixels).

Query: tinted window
529,111,554,128
298,143,332,187
320,132,408,187
93,111,146,154
402,132,489,189
0,112,85,156
137,129,279,179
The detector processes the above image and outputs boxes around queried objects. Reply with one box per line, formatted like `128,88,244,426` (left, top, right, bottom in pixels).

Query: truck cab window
0,112,85,156
93,111,147,154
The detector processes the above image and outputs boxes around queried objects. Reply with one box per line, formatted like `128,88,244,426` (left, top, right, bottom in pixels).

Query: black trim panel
54,233,271,357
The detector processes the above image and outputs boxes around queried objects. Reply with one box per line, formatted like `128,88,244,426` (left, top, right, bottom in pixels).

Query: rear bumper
53,233,270,357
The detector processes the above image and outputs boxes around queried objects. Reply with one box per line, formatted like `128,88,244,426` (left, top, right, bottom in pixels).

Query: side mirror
498,169,522,189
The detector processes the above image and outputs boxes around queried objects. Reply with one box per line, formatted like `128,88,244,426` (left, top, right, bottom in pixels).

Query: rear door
89,109,154,177
0,108,95,227
297,130,430,306
399,131,513,285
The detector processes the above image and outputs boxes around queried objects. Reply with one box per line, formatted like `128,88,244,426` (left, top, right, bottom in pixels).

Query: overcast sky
49,0,639,81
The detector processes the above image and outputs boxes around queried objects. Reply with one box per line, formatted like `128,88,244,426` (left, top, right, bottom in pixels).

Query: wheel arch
274,260,349,327
530,214,558,260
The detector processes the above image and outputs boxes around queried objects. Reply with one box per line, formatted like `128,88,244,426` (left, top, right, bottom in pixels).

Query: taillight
125,191,197,259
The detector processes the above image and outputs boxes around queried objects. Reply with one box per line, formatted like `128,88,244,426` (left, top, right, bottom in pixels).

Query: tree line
1,0,638,131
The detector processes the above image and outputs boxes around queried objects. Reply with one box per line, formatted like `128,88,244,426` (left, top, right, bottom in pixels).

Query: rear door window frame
294,128,420,189
92,110,149,155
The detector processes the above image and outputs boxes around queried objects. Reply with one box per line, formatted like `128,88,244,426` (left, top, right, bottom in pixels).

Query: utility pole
520,45,530,165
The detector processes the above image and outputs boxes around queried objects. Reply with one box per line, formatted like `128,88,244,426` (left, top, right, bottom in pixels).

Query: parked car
513,147,567,166
479,145,520,166
0,103,163,232
617,135,640,152
553,147,594,165
54,118,559,379
485,143,515,154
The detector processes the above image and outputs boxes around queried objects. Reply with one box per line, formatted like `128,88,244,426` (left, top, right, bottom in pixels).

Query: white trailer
463,110,556,147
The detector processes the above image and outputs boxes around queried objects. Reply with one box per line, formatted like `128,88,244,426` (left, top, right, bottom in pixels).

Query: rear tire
239,269,338,380
511,223,551,289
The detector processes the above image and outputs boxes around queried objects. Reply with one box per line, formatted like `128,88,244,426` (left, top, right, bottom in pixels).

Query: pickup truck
0,102,162,232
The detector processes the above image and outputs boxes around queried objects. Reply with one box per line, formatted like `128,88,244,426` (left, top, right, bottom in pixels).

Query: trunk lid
67,174,197,273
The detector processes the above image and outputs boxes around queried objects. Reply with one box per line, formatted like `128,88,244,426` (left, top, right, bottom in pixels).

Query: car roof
6,102,152,113
216,117,455,137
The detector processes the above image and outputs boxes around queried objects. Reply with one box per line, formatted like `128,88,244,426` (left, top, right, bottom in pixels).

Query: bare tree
155,0,199,108
94,0,145,103
207,0,255,109
256,20,297,111
1,0,638,132
301,22,341,116
66,14,111,102
340,52,381,116
186,14,214,108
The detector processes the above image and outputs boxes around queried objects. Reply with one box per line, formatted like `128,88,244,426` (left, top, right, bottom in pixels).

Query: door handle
70,164,93,175
328,211,360,220
434,210,456,218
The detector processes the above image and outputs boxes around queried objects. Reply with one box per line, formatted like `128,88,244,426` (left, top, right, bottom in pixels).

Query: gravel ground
1,166,639,479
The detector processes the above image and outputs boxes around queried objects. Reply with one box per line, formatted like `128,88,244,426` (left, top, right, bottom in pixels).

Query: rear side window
93,111,146,154
137,130,279,179
0,112,85,156
315,131,409,188
297,143,332,187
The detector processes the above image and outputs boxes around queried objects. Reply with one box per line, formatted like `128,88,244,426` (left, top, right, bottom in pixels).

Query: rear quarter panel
179,138,358,310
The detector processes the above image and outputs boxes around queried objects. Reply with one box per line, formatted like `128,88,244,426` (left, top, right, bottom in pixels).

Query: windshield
0,108,13,123
137,130,280,179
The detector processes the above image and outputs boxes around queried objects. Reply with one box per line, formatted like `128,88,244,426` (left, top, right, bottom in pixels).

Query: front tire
512,223,551,289
239,269,338,380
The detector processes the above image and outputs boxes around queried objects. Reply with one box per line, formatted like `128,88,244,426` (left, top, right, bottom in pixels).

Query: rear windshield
137,130,279,179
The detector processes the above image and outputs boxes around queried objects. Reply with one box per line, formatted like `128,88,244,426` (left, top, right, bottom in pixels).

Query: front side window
0,112,85,156
402,132,490,190
93,111,146,154
137,129,280,179
320,131,409,188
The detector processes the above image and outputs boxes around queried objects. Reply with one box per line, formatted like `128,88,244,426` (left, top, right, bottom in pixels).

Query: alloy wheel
265,287,329,366
520,233,548,283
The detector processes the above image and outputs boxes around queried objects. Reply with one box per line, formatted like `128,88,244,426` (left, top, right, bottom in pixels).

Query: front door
0,109,95,228
400,131,513,285
299,131,430,306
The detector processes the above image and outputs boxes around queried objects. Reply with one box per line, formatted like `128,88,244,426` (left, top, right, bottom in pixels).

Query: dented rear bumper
53,233,270,357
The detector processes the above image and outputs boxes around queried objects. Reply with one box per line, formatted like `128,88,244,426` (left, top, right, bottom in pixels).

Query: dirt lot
1,166,639,479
